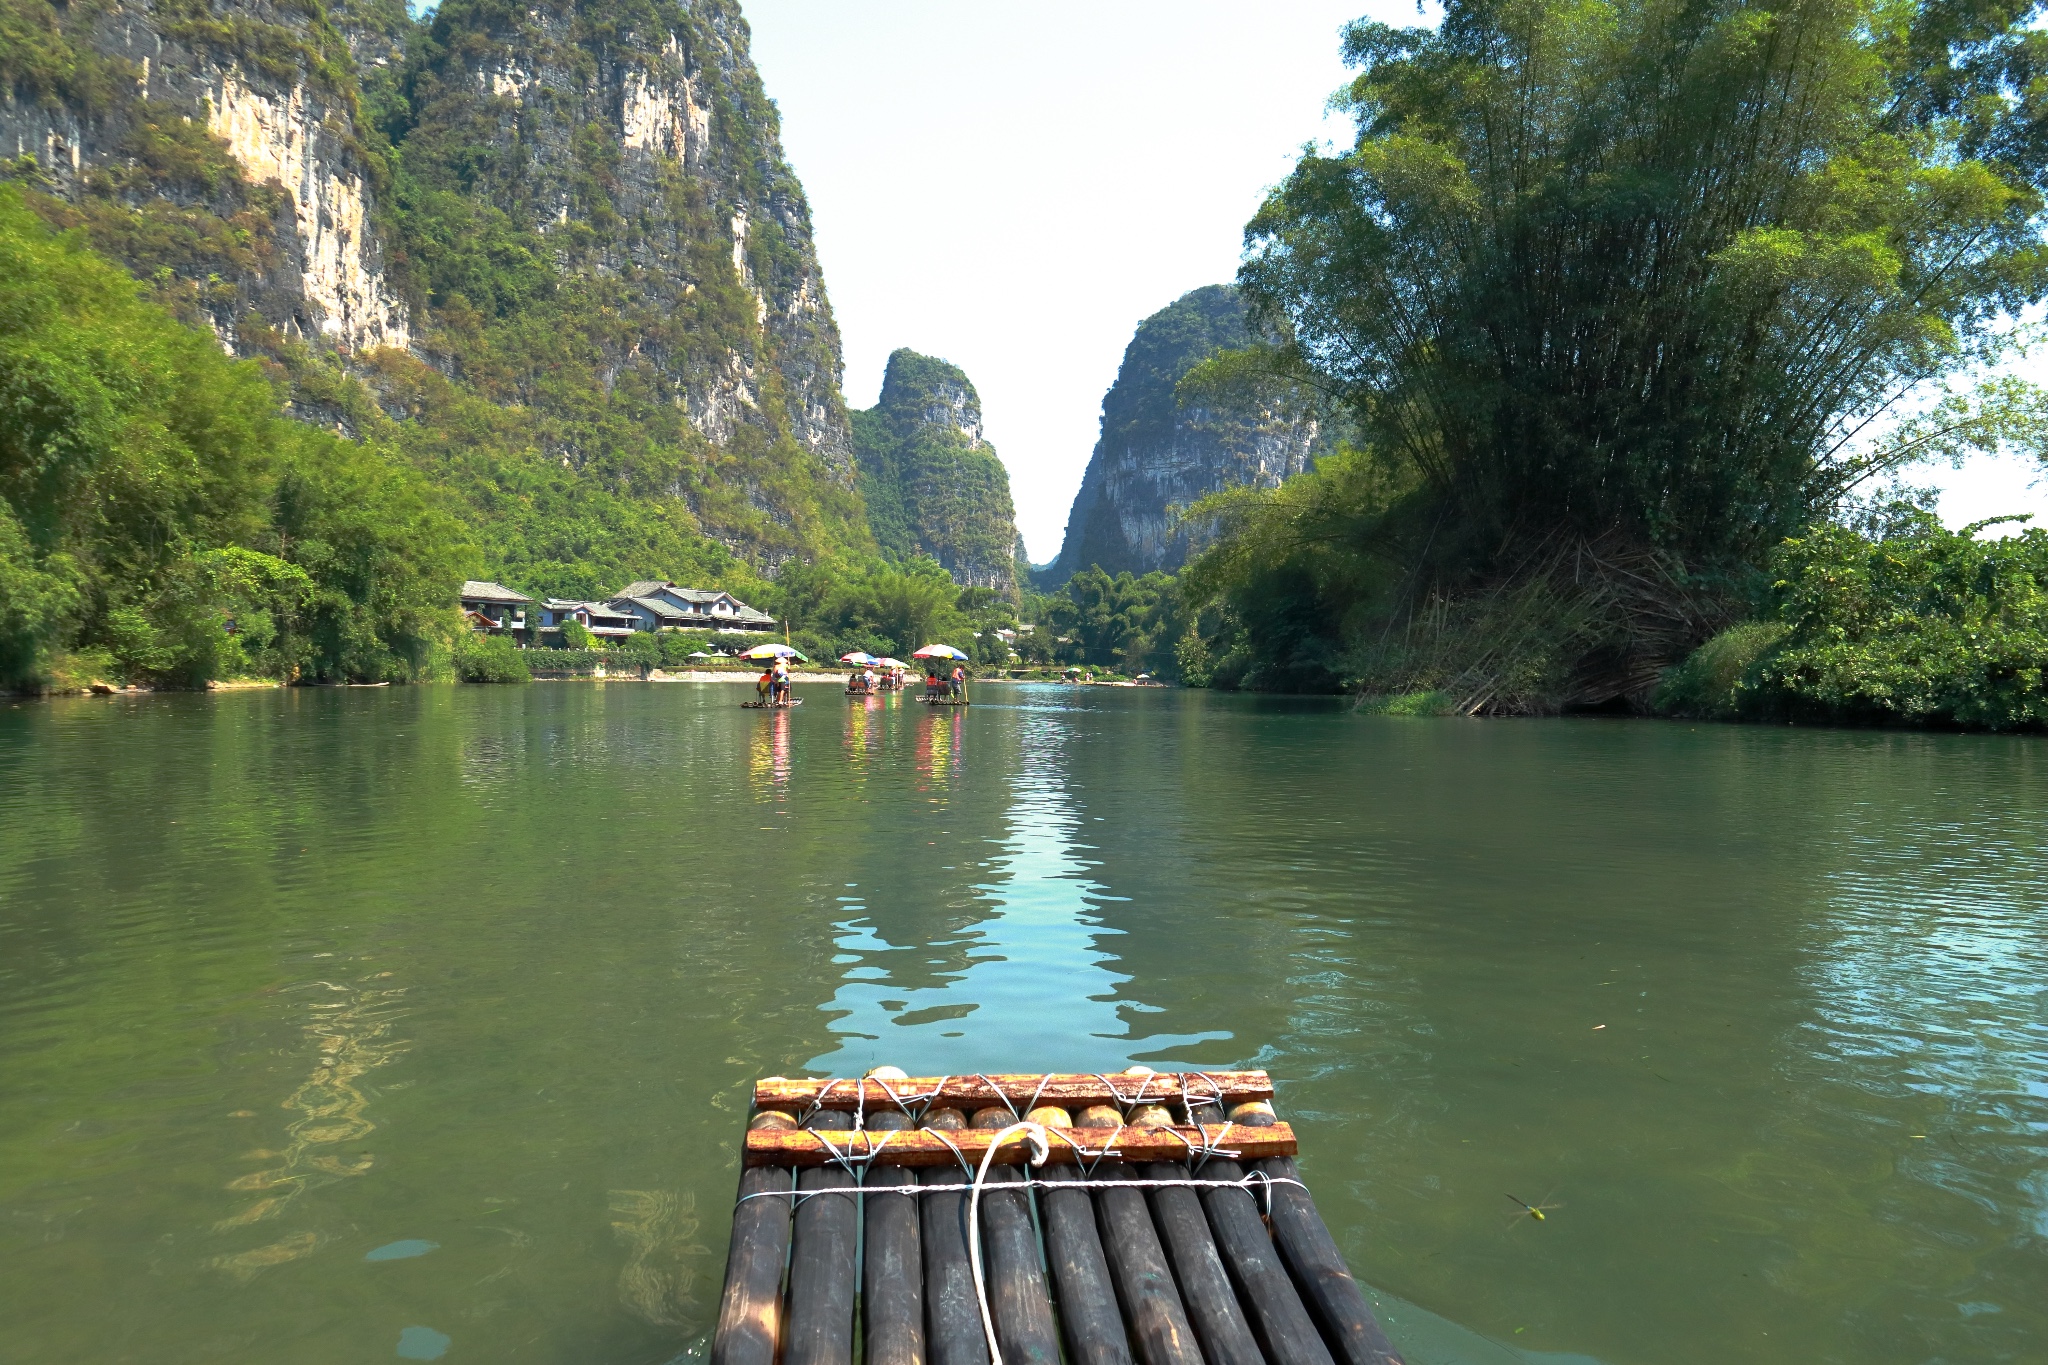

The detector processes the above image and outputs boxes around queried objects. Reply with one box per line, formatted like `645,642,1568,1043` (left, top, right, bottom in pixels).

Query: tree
0,186,470,689
1215,0,2048,704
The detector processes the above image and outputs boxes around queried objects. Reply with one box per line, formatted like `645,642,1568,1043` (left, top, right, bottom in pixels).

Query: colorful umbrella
740,643,809,661
839,651,878,665
875,658,908,669
911,644,969,660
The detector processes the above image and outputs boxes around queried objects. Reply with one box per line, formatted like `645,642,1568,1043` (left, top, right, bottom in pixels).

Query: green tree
1209,0,2048,703
0,186,469,689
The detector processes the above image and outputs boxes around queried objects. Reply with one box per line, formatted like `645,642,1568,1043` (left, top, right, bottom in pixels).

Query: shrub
1653,622,1788,719
454,634,530,683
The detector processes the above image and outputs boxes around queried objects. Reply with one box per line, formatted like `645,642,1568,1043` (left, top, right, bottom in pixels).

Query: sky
745,1,2048,558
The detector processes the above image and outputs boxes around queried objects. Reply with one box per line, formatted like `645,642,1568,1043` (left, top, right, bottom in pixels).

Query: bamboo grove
1183,0,2048,715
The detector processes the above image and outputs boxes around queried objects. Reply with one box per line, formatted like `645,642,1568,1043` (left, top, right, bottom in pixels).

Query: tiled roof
461,580,533,604
612,580,672,599
615,595,688,621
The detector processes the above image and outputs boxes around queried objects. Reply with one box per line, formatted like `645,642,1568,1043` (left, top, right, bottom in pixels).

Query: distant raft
740,699,803,709
711,1068,1405,1365
921,695,971,706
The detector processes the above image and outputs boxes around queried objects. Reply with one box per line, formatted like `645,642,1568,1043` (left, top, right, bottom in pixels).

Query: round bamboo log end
1074,1104,1122,1129
1127,1103,1174,1128
920,1106,967,1131
1025,1105,1073,1129
747,1109,798,1131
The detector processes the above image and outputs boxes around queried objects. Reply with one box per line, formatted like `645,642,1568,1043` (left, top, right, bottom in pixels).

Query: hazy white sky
745,2,2045,558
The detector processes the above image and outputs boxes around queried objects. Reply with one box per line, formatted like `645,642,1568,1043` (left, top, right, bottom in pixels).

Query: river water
0,683,2043,1365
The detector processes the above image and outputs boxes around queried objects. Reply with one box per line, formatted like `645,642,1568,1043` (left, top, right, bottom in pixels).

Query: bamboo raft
921,696,971,706
741,699,804,708
710,1069,1404,1365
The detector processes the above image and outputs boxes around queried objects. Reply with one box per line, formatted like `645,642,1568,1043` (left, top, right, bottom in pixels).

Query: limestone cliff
0,0,408,351
0,0,868,583
1045,285,1318,584
853,349,1022,594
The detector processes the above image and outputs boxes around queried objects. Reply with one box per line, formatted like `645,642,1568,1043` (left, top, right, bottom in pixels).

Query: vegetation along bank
7,0,2048,729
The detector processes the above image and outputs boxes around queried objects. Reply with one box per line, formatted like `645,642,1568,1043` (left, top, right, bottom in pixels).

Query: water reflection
208,968,409,1279
814,710,1223,1074
746,707,792,799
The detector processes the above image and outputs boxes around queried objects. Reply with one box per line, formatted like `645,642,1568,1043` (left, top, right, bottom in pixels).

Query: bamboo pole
1249,1155,1404,1365
711,1161,796,1365
1075,1114,1201,1365
968,1110,1061,1365
1141,1162,1264,1365
863,1110,925,1365
1036,1164,1134,1365
785,1110,858,1365
921,1109,992,1365
1197,1158,1335,1365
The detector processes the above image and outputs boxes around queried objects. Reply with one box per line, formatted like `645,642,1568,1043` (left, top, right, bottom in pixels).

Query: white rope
966,1123,1049,1365
736,1171,1307,1202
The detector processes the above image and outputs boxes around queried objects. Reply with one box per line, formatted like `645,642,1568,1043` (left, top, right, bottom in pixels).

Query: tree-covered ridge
0,187,470,689
1185,0,2048,709
2,0,873,600
852,348,1022,595
1047,284,1320,584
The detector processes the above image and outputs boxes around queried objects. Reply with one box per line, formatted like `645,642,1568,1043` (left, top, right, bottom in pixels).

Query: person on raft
771,656,792,705
756,666,773,702
863,665,877,693
950,663,966,702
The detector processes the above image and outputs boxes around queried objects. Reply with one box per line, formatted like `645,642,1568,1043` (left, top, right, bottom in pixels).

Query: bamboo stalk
1250,1156,1404,1365
711,1162,796,1365
863,1110,925,1365
1141,1162,1264,1365
1198,1158,1335,1365
785,1111,858,1365
1036,1165,1134,1365
757,1073,1273,1112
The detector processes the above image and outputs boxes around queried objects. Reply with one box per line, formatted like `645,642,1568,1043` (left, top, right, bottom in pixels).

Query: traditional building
460,581,533,638
605,581,778,632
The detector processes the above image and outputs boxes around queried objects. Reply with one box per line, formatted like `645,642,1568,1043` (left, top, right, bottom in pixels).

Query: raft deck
710,1070,1404,1365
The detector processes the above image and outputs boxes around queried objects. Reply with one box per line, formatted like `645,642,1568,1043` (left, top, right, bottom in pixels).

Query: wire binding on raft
712,1068,1407,1365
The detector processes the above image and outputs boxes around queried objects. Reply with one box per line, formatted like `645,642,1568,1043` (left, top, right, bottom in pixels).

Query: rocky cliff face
0,0,866,581
1,0,408,352
1045,285,1318,584
392,0,852,475
853,349,1023,594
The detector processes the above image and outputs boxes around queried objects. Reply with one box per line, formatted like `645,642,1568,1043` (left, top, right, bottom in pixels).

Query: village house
538,599,638,641
605,581,778,633
460,581,533,639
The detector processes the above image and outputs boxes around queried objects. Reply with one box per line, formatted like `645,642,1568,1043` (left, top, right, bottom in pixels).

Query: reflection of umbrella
740,643,810,661
912,644,969,660
839,651,878,665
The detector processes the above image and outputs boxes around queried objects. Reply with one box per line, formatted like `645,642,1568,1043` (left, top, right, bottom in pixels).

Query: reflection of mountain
811,700,1229,1074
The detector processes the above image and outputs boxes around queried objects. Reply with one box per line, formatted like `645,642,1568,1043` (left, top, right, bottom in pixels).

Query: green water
1,683,2043,1365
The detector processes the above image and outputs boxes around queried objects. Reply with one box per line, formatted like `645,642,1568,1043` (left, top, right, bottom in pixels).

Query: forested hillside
852,349,1024,596
2,0,871,619
1046,285,1321,584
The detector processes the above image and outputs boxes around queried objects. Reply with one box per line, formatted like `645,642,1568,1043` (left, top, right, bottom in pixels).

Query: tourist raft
710,1069,1404,1365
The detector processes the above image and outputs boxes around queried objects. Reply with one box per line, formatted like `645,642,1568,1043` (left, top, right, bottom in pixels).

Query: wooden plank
710,1164,795,1365
744,1122,1297,1169
861,1112,925,1365
1143,1162,1264,1365
754,1071,1274,1112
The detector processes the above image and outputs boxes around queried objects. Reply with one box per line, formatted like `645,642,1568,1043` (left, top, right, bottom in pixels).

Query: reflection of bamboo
610,1189,708,1326
207,976,410,1278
